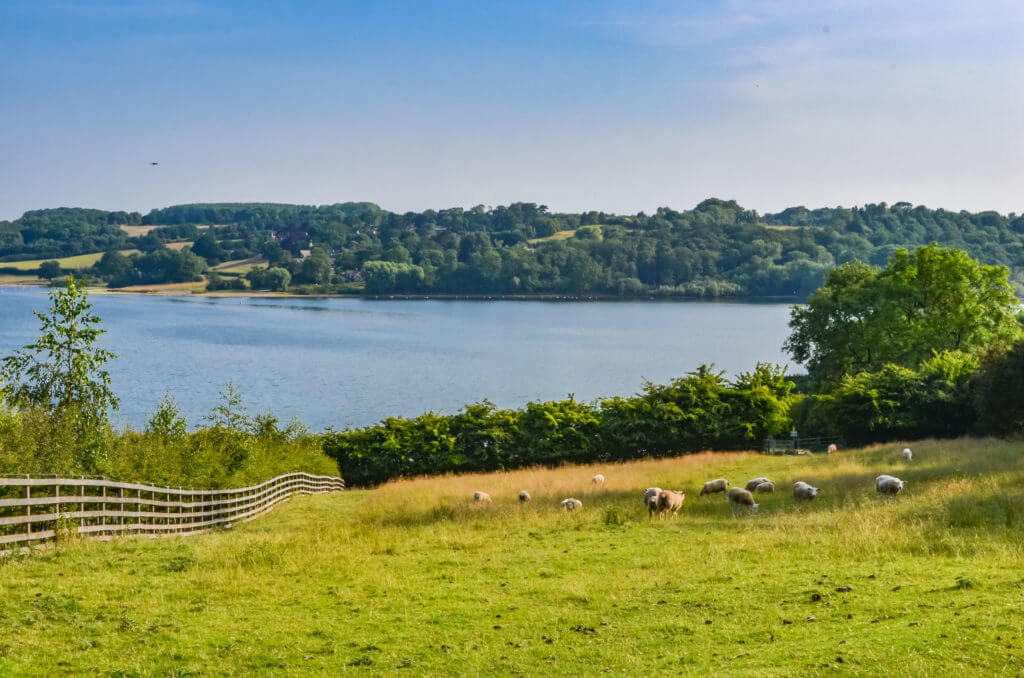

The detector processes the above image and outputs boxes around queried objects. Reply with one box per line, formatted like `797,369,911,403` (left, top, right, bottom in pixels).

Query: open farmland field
1,438,1022,676
119,225,161,237
214,256,267,274
2,250,140,271
101,280,208,294
527,229,580,244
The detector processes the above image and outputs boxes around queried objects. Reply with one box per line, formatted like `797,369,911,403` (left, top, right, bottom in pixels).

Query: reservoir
0,288,795,430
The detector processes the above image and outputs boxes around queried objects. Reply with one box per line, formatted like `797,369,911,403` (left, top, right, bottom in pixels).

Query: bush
793,351,977,444
973,341,1024,435
323,365,796,486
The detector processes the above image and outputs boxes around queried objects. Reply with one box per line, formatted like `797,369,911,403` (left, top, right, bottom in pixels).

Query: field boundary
0,472,344,552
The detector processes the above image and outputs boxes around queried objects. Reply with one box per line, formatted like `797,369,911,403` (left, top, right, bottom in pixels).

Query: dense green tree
191,229,228,263
299,246,332,285
9,200,1024,299
973,342,1024,435
786,246,1020,386
37,260,61,279
92,250,133,279
246,266,291,291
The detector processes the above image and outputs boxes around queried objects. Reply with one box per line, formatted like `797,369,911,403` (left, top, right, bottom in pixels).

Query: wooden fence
0,472,344,552
762,435,844,455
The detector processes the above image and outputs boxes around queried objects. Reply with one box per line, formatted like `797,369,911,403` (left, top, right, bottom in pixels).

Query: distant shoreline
0,281,802,303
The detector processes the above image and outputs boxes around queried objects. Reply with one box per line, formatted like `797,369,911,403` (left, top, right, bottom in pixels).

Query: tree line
5,199,1024,297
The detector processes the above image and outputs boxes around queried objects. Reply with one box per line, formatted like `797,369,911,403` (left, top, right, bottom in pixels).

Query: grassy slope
1,438,1023,676
4,250,140,271
527,229,580,244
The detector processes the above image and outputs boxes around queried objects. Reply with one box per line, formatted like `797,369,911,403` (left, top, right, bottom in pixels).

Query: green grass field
214,257,267,274
527,229,581,244
3,250,140,271
1,438,1022,676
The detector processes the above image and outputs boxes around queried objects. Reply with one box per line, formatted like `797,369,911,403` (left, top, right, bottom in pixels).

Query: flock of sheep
471,446,912,517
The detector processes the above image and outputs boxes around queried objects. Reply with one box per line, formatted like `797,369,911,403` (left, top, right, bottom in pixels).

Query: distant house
343,270,363,282
299,249,312,260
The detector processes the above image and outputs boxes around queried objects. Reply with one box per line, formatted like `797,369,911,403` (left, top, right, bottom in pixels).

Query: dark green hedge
323,364,796,486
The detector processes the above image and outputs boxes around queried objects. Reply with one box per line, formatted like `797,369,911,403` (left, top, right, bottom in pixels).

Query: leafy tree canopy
785,245,1021,386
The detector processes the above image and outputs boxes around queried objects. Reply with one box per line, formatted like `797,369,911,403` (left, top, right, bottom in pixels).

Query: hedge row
322,364,796,486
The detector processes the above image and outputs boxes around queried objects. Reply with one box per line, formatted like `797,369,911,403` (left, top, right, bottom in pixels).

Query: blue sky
2,0,1023,219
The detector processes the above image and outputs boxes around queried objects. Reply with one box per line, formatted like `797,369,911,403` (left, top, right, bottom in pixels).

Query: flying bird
150,162,159,166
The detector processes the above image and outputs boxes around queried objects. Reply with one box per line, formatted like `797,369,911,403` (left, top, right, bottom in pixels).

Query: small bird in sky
150,162,159,166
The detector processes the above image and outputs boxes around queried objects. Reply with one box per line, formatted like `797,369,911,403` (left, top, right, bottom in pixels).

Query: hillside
1,438,1021,675
3,200,1024,297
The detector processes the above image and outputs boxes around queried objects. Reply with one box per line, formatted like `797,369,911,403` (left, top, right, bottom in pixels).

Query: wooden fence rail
0,472,344,551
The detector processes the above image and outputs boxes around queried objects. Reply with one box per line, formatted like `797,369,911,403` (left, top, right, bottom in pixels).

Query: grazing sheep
655,490,685,518
745,477,771,492
591,474,605,485
753,480,774,493
561,498,583,512
518,490,531,502
473,491,492,504
876,475,906,497
727,487,759,516
902,447,913,462
827,443,838,455
792,481,819,501
699,478,729,497
643,487,662,517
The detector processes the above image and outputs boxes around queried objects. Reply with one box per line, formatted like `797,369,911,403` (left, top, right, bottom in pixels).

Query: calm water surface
0,288,795,430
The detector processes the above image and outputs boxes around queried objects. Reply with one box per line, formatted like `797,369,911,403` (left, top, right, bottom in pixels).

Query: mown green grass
1,438,1023,676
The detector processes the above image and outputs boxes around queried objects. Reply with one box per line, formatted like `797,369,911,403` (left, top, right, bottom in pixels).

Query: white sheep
699,478,729,497
561,498,583,512
473,491,492,504
518,490,531,502
876,475,905,498
591,474,605,485
655,490,685,518
643,487,662,517
745,477,771,492
827,443,838,455
792,481,819,501
753,480,775,493
902,447,913,463
727,487,759,516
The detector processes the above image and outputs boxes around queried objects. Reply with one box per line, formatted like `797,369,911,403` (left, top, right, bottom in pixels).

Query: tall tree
786,245,1020,386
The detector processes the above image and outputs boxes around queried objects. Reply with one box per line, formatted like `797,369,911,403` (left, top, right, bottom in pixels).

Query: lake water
0,287,795,431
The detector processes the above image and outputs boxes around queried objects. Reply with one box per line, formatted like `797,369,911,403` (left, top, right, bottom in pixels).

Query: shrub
324,365,796,487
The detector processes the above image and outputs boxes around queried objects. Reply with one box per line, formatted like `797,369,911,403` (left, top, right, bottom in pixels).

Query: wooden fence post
25,475,31,542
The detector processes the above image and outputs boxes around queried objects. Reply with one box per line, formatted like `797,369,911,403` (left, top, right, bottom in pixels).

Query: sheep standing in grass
561,498,583,512
876,475,906,498
699,478,729,497
726,487,759,516
827,443,838,455
643,487,662,517
518,490,531,502
745,477,770,492
902,447,913,463
655,490,685,518
753,480,774,493
591,474,605,485
792,481,819,501
473,491,492,504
